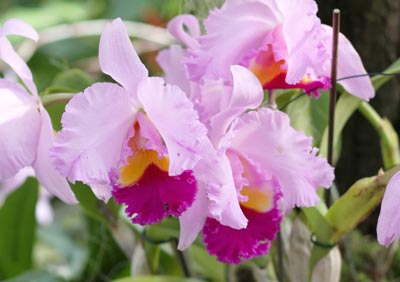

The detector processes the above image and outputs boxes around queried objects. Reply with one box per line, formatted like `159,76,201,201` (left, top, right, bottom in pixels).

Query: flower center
247,46,330,95
118,149,169,187
240,185,274,213
248,48,286,87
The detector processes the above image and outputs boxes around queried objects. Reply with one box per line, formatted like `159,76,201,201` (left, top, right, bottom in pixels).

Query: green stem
172,240,191,278
358,102,382,132
41,93,75,106
9,20,174,70
267,90,277,109
358,101,400,169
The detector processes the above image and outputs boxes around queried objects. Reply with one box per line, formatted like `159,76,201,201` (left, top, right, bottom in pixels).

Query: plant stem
268,90,277,109
41,93,75,106
277,232,284,282
326,9,340,206
358,101,400,169
173,241,191,278
358,101,381,129
12,20,175,69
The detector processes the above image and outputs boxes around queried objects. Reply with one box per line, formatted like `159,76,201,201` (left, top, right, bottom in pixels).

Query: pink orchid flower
190,66,333,263
0,19,77,204
51,18,247,228
167,0,374,99
158,44,334,261
377,172,400,247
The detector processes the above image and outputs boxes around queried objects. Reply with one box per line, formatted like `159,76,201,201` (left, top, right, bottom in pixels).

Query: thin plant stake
326,9,340,207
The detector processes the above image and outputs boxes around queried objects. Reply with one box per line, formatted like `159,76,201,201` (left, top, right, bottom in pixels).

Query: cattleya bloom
158,41,334,261
0,19,76,204
167,0,374,99
51,18,246,228
377,172,400,246
188,67,334,263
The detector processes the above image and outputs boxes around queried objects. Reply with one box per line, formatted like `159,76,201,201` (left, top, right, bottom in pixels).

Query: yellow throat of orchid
248,48,286,86
119,149,169,187
118,122,169,187
240,185,274,213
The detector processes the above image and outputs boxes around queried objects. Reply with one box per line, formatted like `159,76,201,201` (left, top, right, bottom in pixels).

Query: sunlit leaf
326,164,400,242
0,1,88,30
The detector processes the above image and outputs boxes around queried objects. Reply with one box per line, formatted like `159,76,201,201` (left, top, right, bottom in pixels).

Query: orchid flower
167,0,374,99
158,40,334,261
51,18,247,229
189,67,333,263
0,19,77,204
377,172,400,247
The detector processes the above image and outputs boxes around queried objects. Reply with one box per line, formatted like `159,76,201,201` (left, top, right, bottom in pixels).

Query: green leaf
326,164,400,242
0,1,88,30
44,101,67,131
301,205,334,274
319,92,361,158
144,217,180,243
357,102,400,169
70,182,120,225
80,217,129,282
112,276,205,282
285,92,329,145
191,245,224,282
319,58,400,158
0,178,38,279
47,69,92,94
370,58,400,90
37,222,87,279
275,89,299,109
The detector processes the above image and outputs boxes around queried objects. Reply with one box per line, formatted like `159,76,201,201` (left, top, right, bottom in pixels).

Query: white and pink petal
186,1,280,81
0,79,40,179
209,65,263,143
0,18,38,41
377,172,400,247
167,15,201,50
178,184,209,250
137,77,208,175
33,109,77,204
156,45,191,94
229,108,334,209
99,18,148,93
0,37,37,95
321,25,374,100
52,82,136,187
